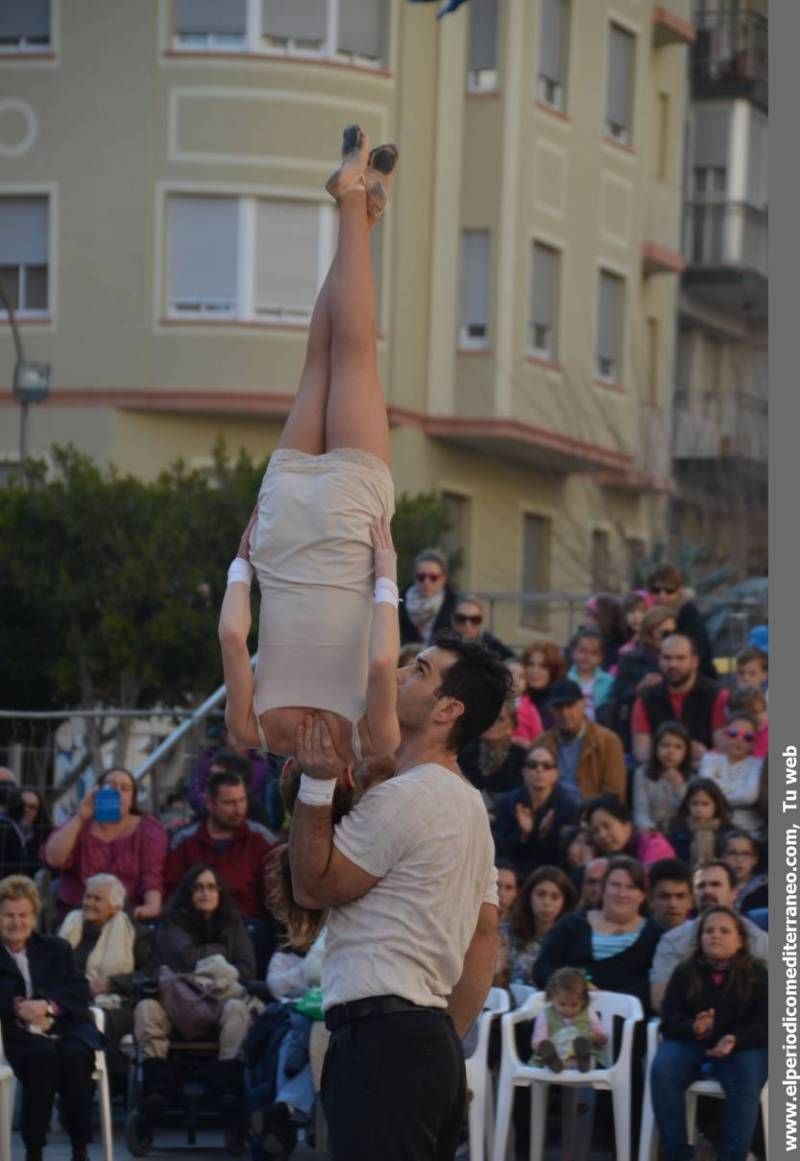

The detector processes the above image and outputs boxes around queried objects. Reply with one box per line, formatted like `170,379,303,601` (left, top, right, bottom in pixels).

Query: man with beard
289,634,510,1161
631,634,728,766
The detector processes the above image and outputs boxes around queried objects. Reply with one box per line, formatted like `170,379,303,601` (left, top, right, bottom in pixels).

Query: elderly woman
134,864,255,1123
44,767,168,923
0,875,102,1161
58,872,151,1079
398,547,458,646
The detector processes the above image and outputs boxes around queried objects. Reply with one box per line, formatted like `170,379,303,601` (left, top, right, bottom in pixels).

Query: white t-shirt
322,763,498,1010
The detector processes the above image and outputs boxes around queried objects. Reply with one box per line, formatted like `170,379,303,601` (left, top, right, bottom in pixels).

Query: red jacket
164,818,277,920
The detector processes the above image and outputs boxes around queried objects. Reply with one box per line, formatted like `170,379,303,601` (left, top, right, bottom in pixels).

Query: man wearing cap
529,679,626,803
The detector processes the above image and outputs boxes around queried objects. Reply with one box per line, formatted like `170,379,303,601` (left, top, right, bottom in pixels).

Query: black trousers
321,1009,466,1161
4,1027,95,1150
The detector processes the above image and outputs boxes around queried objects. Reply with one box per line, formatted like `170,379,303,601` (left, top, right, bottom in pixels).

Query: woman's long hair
686,905,760,1003
508,865,577,944
674,777,732,829
166,863,239,943
268,756,396,951
645,721,692,782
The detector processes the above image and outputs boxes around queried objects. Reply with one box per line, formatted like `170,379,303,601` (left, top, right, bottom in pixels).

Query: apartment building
672,0,768,577
0,0,693,644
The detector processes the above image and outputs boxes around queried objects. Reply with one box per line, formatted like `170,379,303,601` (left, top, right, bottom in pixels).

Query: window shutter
255,201,319,315
169,197,238,307
597,271,622,368
338,0,386,59
693,108,730,168
539,0,565,83
531,243,556,331
459,231,490,330
469,0,498,72
606,25,634,133
175,0,246,36
746,112,767,207
262,0,326,42
0,0,49,39
0,198,48,265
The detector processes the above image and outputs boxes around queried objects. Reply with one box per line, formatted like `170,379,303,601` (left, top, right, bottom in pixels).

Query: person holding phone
44,767,168,923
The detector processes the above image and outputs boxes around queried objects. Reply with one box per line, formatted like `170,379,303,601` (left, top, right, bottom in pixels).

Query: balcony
683,200,767,316
691,8,768,110
673,388,767,466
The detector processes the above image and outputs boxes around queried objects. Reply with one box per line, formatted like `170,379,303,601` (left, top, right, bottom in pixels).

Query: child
614,591,649,666
668,778,731,868
531,967,607,1073
726,684,768,759
567,628,613,721
632,720,691,832
650,906,768,1161
734,645,768,694
699,712,764,839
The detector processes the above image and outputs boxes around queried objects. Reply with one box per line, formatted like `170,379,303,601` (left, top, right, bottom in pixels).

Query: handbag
157,965,221,1040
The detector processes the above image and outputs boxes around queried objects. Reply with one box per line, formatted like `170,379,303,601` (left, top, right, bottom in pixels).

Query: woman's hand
17,999,51,1028
371,516,397,583
537,808,556,838
89,976,112,997
515,802,534,837
706,1034,736,1058
134,901,160,921
692,1008,715,1039
77,787,97,824
237,505,258,562
663,767,686,789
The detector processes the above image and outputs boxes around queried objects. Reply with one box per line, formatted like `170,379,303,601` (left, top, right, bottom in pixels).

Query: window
0,0,50,52
0,197,49,316
605,24,635,144
528,242,559,361
458,230,490,348
173,0,388,68
167,194,331,323
590,530,612,592
625,537,646,587
440,492,471,582
688,108,730,264
520,514,551,629
646,316,658,405
537,0,570,111
656,92,670,179
596,270,624,384
467,0,498,91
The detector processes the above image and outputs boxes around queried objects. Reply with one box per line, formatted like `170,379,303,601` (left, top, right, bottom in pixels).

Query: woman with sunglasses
493,746,580,877
644,564,717,679
450,595,513,659
603,605,678,750
398,548,458,646
698,712,765,839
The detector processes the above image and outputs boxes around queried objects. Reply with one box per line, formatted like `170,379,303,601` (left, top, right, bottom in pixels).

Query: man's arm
289,718,380,910
447,902,499,1038
600,729,627,800
363,516,402,758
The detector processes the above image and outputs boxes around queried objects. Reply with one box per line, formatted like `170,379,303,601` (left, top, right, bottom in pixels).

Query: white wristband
227,558,253,587
297,773,338,807
374,578,399,608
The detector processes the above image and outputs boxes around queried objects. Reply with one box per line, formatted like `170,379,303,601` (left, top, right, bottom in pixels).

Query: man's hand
706,1034,735,1058
637,672,663,693
693,1008,715,1039
296,716,352,784
371,516,397,583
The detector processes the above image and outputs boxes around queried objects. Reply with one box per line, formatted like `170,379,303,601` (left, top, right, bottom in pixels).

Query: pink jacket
629,828,676,868
514,694,544,744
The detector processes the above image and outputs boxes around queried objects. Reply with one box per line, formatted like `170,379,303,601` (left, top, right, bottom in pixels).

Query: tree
392,491,458,591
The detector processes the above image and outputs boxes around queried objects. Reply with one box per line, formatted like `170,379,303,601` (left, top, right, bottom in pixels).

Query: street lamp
0,276,50,467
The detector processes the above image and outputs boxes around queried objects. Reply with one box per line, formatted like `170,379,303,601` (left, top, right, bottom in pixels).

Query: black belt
325,994,441,1032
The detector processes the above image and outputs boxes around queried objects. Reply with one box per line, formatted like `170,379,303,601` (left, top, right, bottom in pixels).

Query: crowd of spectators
0,561,769,1159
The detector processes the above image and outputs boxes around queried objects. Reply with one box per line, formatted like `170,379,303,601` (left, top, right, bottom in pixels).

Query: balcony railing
683,200,767,277
673,388,767,464
691,8,768,105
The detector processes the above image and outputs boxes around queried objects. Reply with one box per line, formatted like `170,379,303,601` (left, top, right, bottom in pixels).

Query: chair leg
491,1068,514,1161
529,1083,547,1161
96,1058,114,1161
638,1076,656,1161
484,1077,496,1159
612,1084,631,1161
685,1089,698,1145
760,1084,768,1161
469,1071,486,1161
0,1077,12,1161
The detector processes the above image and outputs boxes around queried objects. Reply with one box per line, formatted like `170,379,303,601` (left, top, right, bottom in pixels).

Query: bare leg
275,264,334,454
325,190,391,466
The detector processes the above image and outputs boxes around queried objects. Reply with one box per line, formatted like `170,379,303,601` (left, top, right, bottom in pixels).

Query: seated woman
650,905,767,1161
399,548,458,647
500,866,576,986
631,720,692,834
514,641,566,740
699,712,764,839
58,872,151,1081
459,699,526,821
667,777,732,869
0,787,51,879
718,828,768,914
583,794,676,869
219,126,402,771
43,766,168,923
0,874,102,1161
134,864,256,1122
493,744,580,877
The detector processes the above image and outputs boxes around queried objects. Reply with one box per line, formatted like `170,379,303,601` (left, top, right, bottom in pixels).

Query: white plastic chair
509,983,535,1009
465,987,510,1161
492,989,643,1161
638,1017,768,1161
0,1006,112,1161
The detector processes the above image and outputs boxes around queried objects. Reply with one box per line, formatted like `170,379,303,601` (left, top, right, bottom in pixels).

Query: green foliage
392,491,459,591
0,441,265,715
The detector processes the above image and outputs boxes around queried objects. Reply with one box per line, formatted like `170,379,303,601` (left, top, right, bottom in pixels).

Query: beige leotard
249,448,394,750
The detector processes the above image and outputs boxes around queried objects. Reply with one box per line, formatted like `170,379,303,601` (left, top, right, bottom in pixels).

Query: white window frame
172,0,387,70
457,229,491,351
595,267,625,386
0,191,52,320
466,0,499,93
0,0,52,55
536,0,569,113
166,193,334,325
528,240,560,362
604,22,636,146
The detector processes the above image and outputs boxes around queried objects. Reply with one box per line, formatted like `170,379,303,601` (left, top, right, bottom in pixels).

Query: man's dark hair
661,632,697,656
433,631,513,752
209,749,252,783
648,858,692,892
735,645,768,670
694,858,736,891
206,769,246,799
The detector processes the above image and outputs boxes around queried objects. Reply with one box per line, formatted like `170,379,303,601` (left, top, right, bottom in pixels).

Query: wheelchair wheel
125,1110,154,1157
224,1121,245,1155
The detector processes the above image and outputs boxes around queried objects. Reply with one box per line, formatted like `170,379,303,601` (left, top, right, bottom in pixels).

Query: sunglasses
725,727,755,741
416,571,443,583
650,585,678,595
525,760,557,770
454,613,482,626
